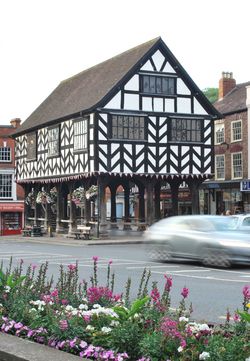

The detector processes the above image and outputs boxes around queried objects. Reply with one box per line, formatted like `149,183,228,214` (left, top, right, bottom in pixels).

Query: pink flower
68,264,77,271
51,289,58,297
61,299,68,305
59,319,68,331
180,339,186,348
83,315,91,323
31,264,37,270
108,259,113,265
181,287,189,298
233,313,240,322
164,274,173,291
92,256,99,262
243,285,250,299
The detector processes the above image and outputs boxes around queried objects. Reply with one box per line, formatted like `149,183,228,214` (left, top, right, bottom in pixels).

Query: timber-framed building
13,37,220,235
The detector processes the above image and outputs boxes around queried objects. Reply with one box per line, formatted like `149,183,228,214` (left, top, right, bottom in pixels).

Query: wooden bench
74,225,91,240
21,229,32,237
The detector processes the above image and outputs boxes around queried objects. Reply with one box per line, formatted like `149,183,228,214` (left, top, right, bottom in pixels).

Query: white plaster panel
149,153,155,167
100,144,107,155
165,99,175,112
204,137,211,145
163,62,175,73
193,146,201,155
125,144,132,155
204,157,211,167
204,119,210,127
204,148,210,157
177,78,191,95
181,146,189,156
152,50,165,71
89,113,94,125
104,91,121,109
193,154,201,168
111,143,120,153
90,144,94,157
181,155,189,167
159,147,165,156
148,123,156,137
159,165,167,173
136,144,144,154
170,165,177,174
124,93,139,110
137,165,144,173
154,97,163,112
124,74,139,91
90,160,94,172
148,165,154,173
177,97,191,114
182,165,189,174
111,152,120,167
89,128,94,141
140,60,154,71
100,113,108,123
170,154,178,166
98,131,107,141
142,97,152,111
193,98,208,115
205,166,211,174
159,126,167,142
136,154,144,167
192,165,200,174
171,146,178,157
123,164,131,173
99,164,106,172
159,117,166,126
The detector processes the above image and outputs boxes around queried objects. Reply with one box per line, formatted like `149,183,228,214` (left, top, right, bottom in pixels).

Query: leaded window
171,118,202,142
48,126,60,156
0,174,12,198
231,120,242,142
141,75,175,95
26,132,37,160
111,115,145,140
232,152,242,179
0,147,11,162
215,155,225,179
73,118,88,151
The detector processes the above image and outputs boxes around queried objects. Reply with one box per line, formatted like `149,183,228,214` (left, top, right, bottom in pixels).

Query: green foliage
206,334,250,361
203,87,219,104
113,296,150,322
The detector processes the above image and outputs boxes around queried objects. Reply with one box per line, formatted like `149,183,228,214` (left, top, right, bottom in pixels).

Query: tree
203,88,218,104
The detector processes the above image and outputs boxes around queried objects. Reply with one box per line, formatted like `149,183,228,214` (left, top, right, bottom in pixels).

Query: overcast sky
0,0,249,126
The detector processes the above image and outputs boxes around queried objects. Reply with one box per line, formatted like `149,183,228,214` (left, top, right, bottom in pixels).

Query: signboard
241,180,250,192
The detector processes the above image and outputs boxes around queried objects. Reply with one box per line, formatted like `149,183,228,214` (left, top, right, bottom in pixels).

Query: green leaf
128,296,150,318
238,311,250,322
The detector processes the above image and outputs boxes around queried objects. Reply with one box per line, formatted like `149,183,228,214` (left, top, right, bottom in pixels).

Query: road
0,238,249,323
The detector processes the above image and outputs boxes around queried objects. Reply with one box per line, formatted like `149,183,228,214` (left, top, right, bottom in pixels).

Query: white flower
110,320,120,327
101,326,112,334
133,313,140,319
198,324,210,332
179,316,189,322
178,346,183,353
199,351,210,360
79,304,88,310
65,305,74,312
4,286,11,293
86,325,95,331
93,304,101,309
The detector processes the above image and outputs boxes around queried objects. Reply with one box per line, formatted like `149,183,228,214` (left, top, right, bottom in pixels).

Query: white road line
127,265,180,269
168,269,211,273
151,270,247,282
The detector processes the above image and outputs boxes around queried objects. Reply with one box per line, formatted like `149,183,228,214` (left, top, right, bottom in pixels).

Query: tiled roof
214,81,250,115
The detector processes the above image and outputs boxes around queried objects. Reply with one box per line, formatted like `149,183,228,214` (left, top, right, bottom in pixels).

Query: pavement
0,228,144,246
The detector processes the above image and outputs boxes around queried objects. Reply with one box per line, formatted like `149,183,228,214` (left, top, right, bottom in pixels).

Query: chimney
10,118,21,128
219,72,236,100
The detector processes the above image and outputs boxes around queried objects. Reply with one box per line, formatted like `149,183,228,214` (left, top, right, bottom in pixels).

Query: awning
0,202,24,212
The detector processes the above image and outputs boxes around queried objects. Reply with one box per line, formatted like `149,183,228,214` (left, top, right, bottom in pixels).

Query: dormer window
141,74,175,95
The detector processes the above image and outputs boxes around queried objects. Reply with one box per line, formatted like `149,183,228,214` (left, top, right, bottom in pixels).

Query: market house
12,37,220,236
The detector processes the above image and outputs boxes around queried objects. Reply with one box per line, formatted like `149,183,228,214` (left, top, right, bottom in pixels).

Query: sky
0,0,249,126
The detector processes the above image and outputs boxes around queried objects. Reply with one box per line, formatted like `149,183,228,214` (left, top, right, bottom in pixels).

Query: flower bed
0,258,250,361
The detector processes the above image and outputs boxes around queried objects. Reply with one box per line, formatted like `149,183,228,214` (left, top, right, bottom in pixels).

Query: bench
74,225,91,240
21,229,32,237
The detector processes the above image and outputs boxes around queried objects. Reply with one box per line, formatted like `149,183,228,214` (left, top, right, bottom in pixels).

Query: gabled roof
13,37,220,136
214,81,250,115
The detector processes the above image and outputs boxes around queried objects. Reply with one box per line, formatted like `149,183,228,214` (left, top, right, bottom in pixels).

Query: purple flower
243,285,250,299
14,322,23,329
92,256,99,262
68,264,77,271
59,319,68,331
181,287,189,298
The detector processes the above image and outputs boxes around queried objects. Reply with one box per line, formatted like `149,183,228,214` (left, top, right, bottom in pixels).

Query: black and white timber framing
13,37,221,235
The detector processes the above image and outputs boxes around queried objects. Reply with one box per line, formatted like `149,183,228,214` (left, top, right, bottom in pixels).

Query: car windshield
210,217,238,231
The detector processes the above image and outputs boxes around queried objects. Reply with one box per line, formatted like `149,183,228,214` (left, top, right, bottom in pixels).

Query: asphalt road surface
0,238,249,324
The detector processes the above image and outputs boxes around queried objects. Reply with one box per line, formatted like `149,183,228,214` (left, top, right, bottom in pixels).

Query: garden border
0,332,88,361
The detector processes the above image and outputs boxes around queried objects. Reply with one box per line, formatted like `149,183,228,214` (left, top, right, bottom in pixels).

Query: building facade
0,118,24,235
13,37,220,235
202,72,250,214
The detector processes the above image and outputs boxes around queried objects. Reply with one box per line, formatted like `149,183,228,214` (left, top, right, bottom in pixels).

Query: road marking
127,265,180,269
168,269,210,273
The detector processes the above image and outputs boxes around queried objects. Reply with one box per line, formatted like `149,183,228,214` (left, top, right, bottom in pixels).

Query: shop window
0,174,12,198
231,120,242,142
0,147,11,162
48,125,60,156
26,132,37,161
215,155,225,180
232,152,242,179
170,118,202,142
73,118,88,151
214,123,224,144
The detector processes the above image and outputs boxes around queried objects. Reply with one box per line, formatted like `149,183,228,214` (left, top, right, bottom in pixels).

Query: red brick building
0,118,24,235
202,72,250,214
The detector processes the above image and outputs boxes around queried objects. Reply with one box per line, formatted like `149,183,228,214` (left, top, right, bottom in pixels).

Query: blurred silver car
144,215,250,267
231,214,250,232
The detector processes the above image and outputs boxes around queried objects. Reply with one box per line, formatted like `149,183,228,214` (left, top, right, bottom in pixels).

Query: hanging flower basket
25,191,36,209
72,186,85,205
49,187,57,203
36,191,53,205
85,185,98,200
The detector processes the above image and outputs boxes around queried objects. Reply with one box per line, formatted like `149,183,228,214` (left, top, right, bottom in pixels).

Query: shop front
0,203,24,236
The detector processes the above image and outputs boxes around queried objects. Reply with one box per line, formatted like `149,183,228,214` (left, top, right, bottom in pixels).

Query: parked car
230,214,250,232
144,215,250,268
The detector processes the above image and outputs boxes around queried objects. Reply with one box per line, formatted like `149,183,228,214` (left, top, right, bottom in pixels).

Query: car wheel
201,247,231,268
148,244,172,261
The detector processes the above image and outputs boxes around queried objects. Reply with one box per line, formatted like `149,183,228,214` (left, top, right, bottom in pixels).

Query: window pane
156,77,161,93
111,115,145,141
149,76,156,93
143,76,150,92
73,118,88,150
27,133,37,160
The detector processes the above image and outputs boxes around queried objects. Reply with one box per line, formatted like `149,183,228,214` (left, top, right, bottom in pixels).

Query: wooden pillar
33,186,38,226
98,176,108,237
138,186,145,222
168,180,181,216
187,179,202,215
56,184,63,233
68,183,76,234
146,181,155,226
154,181,161,221
123,184,132,230
110,184,118,229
